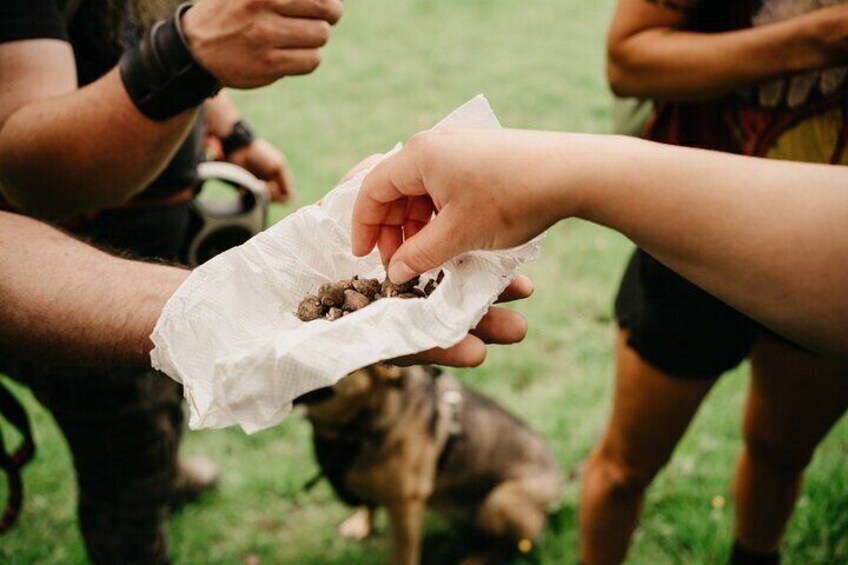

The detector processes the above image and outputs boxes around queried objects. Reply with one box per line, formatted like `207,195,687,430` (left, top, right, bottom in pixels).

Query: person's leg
29,365,185,565
732,336,848,560
579,329,718,565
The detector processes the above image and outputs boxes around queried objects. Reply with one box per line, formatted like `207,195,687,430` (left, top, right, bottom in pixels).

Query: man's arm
607,0,848,100
352,129,848,357
0,211,188,366
0,209,526,370
0,40,198,219
0,0,340,219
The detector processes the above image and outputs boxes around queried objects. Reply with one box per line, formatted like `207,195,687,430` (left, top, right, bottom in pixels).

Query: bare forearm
559,135,848,355
0,212,188,366
608,5,846,100
0,69,196,219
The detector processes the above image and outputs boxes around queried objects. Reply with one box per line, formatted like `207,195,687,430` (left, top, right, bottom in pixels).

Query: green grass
2,0,847,563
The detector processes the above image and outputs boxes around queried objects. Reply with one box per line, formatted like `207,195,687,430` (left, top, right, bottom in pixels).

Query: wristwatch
221,120,256,157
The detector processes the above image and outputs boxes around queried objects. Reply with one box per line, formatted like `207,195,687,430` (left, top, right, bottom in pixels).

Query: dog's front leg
386,497,425,565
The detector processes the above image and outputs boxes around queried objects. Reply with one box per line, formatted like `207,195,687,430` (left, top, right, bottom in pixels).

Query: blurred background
2,0,847,563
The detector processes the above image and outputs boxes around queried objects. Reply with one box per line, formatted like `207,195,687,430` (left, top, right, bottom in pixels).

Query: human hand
227,138,294,203
352,128,575,284
181,0,343,88
392,274,533,367
806,3,848,66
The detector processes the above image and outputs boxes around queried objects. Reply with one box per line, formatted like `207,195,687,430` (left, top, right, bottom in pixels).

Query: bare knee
744,433,813,480
590,443,666,497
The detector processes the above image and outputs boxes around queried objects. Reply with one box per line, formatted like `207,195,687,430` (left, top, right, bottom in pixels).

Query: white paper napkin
150,95,544,433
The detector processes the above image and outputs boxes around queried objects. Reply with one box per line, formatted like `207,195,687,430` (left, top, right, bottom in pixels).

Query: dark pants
28,366,182,564
8,203,191,564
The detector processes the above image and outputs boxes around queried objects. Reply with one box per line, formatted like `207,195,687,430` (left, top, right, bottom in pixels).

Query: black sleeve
0,0,68,45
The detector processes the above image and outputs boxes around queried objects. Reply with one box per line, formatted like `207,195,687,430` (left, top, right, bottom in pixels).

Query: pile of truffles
296,271,444,322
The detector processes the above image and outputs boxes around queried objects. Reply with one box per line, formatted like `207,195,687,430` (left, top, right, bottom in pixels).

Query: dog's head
294,364,406,426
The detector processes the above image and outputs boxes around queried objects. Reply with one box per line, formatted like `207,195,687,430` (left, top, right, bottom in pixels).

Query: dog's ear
332,369,374,397
370,364,404,382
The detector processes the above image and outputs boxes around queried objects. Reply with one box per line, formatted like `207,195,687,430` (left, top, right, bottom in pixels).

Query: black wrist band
221,120,257,157
119,2,220,121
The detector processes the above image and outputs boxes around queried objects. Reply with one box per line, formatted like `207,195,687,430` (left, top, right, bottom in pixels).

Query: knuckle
250,21,274,44
405,130,446,171
258,50,277,73
245,0,270,12
405,130,437,155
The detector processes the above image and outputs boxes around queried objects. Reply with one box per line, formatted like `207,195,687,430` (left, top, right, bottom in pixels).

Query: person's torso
0,0,202,221
646,0,848,165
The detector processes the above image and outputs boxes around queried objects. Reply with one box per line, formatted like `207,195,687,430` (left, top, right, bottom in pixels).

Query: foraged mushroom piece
381,275,420,298
352,277,381,300
318,282,346,307
296,270,445,322
343,289,371,312
296,295,324,321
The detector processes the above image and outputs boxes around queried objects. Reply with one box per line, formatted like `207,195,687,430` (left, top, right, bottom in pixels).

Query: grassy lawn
2,0,847,563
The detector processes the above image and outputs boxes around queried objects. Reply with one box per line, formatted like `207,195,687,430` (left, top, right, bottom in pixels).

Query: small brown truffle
381,275,420,298
397,276,420,294
296,295,323,321
381,278,400,298
296,270,445,322
343,289,371,312
352,277,381,299
318,282,346,307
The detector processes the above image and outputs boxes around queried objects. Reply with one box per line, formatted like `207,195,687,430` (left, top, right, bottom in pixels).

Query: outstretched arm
352,129,848,356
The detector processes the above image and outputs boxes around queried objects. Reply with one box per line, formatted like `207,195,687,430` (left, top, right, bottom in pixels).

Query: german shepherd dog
295,365,563,565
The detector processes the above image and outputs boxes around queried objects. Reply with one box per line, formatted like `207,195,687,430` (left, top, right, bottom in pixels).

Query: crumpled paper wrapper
150,95,543,433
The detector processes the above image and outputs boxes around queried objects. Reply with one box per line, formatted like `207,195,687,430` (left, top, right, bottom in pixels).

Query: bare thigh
597,329,718,485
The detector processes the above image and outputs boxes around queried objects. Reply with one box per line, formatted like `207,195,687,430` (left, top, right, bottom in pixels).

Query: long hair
72,0,180,56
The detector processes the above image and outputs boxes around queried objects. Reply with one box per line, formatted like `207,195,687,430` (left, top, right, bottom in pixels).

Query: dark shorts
614,248,762,379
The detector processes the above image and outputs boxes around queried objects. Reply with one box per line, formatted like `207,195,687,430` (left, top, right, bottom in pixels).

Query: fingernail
388,260,417,284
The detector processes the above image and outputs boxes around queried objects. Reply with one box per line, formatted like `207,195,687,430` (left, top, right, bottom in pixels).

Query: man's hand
181,0,344,88
227,139,294,203
352,128,574,284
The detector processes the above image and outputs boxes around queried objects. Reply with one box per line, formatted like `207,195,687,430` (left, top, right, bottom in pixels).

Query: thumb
386,210,467,284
